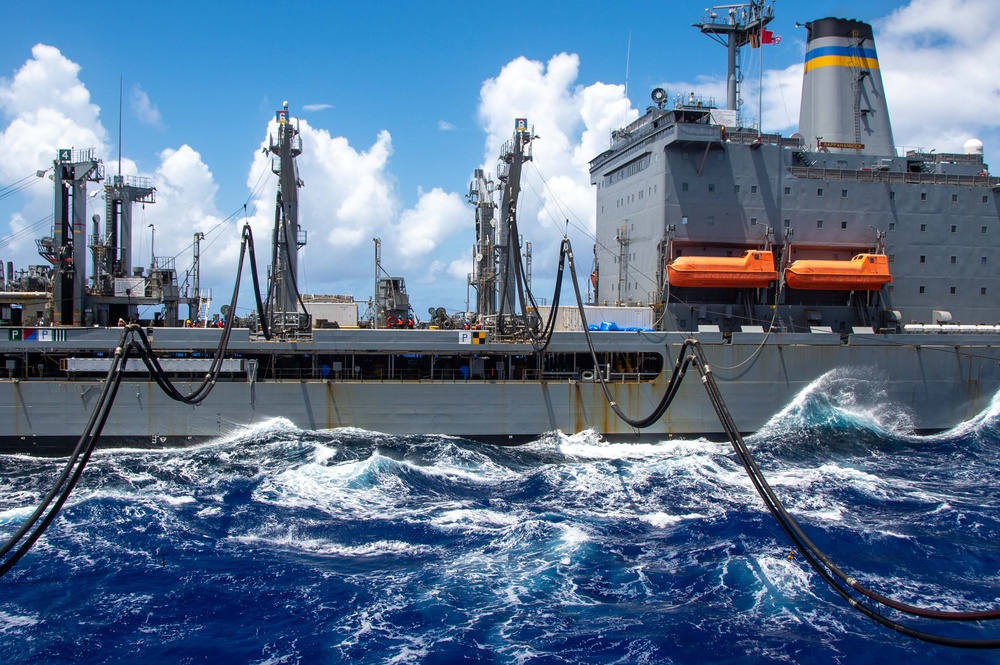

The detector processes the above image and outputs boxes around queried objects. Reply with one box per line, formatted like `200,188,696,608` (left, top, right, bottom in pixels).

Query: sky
2,0,1000,320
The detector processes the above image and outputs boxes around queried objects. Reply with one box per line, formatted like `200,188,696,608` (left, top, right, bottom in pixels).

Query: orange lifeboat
667,250,778,288
784,253,892,290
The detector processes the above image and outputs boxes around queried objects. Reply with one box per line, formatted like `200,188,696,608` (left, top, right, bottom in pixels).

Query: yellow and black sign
459,330,488,345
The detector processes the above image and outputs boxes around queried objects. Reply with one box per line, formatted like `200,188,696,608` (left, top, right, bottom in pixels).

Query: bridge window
921,192,928,201
751,185,758,194
952,194,958,203
919,286,925,294
841,189,848,198
817,188,824,197
604,154,651,186
817,220,824,229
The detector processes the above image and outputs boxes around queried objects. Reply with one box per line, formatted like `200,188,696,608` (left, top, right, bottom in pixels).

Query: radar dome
963,138,984,155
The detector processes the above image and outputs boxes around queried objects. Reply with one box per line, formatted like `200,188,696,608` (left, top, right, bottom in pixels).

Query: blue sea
3,378,1000,664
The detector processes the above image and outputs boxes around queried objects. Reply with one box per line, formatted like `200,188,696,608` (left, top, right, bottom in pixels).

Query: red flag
761,29,774,44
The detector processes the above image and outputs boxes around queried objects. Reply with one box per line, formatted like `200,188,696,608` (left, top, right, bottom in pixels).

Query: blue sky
3,0,999,319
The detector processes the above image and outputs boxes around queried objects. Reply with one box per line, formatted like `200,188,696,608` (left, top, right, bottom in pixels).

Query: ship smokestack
798,18,895,156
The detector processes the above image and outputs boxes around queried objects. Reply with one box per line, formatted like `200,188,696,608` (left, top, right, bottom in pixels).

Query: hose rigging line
514,232,566,352
243,220,271,340
690,347,1000,648
493,207,564,350
562,237,695,428
553,236,1000,647
0,328,131,577
0,223,269,576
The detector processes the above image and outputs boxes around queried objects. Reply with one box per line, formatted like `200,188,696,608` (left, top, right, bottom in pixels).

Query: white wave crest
761,367,916,437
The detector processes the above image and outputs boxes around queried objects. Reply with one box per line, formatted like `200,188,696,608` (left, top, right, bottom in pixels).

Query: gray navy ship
2,2,1000,454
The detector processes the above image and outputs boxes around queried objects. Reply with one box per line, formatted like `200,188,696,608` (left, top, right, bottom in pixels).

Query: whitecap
639,511,706,528
760,367,916,440
232,532,439,558
0,611,39,633
159,494,196,506
430,508,520,533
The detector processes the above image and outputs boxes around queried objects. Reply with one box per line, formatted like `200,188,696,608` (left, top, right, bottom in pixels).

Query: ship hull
4,330,997,455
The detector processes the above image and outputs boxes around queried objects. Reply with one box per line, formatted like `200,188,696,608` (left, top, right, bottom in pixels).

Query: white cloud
302,103,332,112
0,44,107,263
438,120,456,131
0,44,106,184
874,0,1000,154
130,84,162,127
475,53,638,303
391,187,469,268
146,145,225,268
746,0,1000,159
229,119,475,310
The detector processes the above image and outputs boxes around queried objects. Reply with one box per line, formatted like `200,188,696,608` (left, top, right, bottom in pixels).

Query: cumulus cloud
873,0,1000,154
0,44,108,264
744,0,1000,157
392,187,469,267
130,84,162,127
0,44,106,184
475,53,637,302
226,118,475,307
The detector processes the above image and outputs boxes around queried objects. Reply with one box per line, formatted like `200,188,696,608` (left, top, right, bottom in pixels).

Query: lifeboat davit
784,253,892,290
667,250,778,288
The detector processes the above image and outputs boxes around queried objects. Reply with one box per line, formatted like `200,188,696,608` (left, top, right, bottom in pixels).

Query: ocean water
3,381,1000,663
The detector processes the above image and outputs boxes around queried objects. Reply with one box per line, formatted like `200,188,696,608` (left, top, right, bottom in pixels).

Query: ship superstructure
591,6,999,333
5,149,203,328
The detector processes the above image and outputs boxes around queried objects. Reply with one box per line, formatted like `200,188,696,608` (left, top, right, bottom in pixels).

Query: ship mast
694,1,774,112
50,149,104,326
467,168,497,318
494,119,533,326
267,102,308,336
